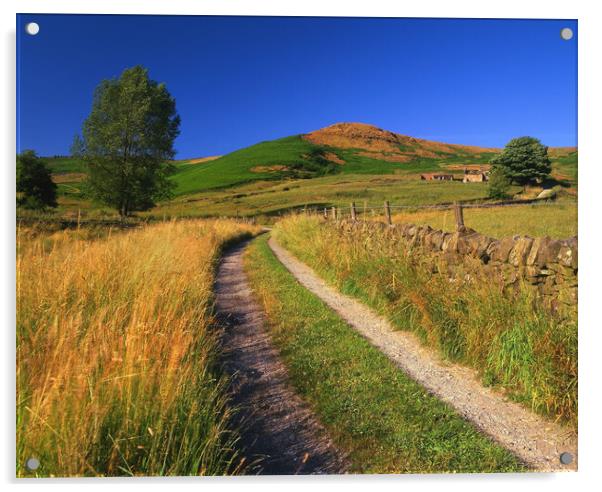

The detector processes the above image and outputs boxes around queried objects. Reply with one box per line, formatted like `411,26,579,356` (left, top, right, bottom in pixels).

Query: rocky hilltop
303,122,498,162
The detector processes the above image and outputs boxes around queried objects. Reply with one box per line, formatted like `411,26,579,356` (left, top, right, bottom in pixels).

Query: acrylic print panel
16,14,577,477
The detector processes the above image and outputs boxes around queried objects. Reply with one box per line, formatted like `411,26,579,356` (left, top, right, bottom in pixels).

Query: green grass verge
244,234,524,473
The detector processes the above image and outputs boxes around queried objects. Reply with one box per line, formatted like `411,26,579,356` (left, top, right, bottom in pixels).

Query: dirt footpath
214,240,348,475
268,236,577,472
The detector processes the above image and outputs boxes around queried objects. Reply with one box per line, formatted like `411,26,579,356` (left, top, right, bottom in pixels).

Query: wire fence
290,196,565,229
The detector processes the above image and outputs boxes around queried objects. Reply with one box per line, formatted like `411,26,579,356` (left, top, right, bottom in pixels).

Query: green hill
171,123,499,195
172,135,339,195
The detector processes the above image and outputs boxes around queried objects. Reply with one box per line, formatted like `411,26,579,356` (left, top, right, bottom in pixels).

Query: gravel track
268,236,577,472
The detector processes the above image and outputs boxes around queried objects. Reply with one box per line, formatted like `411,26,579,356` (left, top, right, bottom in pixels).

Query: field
22,173,496,223
17,219,260,477
389,200,577,239
148,175,496,220
272,215,578,426
244,235,523,473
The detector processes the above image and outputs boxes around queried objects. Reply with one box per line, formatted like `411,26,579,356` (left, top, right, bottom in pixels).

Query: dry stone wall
335,220,578,310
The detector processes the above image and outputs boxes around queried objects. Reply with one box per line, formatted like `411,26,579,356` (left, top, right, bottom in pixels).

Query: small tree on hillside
73,65,181,217
16,150,58,210
487,166,511,199
489,136,551,187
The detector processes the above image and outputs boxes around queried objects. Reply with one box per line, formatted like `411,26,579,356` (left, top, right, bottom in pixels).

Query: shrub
16,150,58,210
488,166,512,199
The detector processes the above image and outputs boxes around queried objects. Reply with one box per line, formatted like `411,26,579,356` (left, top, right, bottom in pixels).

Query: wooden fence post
331,206,337,221
454,202,465,231
350,202,357,221
384,200,392,225
323,207,328,219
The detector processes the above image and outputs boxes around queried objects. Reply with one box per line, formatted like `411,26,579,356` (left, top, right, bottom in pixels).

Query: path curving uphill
268,236,577,472
214,240,348,475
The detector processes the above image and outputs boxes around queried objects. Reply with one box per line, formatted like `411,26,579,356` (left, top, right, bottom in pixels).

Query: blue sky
17,15,577,158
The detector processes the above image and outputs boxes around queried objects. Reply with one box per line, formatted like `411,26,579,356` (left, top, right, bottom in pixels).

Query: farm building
462,169,489,183
420,173,454,181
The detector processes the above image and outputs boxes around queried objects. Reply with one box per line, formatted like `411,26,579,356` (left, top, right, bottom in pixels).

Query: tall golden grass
17,219,259,477
274,215,577,427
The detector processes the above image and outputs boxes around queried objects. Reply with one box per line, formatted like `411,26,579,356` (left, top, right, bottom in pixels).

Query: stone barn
462,169,489,183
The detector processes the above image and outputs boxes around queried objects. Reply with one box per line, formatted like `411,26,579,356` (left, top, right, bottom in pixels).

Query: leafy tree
73,66,180,217
487,166,511,199
489,136,551,186
16,150,58,209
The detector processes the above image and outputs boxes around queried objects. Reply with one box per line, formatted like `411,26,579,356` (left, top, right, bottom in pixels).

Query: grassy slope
17,220,259,477
550,151,578,185
244,235,523,473
172,136,332,194
273,216,577,426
